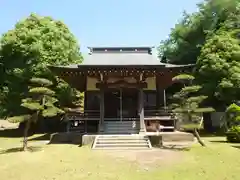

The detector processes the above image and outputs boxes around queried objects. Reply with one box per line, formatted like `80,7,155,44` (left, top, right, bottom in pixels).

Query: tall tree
158,0,239,64
196,5,240,108
171,74,214,146
7,78,64,151
0,13,82,117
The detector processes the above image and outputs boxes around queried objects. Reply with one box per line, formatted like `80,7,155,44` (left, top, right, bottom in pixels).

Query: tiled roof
49,47,194,69
82,53,162,66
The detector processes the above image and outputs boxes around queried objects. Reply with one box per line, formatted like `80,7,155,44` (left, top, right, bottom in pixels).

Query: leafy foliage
7,77,64,151
226,103,240,126
172,74,195,82
158,0,239,64
30,78,53,86
0,13,82,117
7,115,32,123
196,6,240,106
172,74,214,118
225,103,240,142
8,77,64,121
29,87,55,96
56,79,84,110
172,74,215,146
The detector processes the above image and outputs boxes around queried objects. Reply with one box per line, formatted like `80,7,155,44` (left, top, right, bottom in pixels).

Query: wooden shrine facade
50,47,193,134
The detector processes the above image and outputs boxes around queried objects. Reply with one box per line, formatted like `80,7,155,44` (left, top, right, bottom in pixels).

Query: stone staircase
104,121,140,134
92,135,152,150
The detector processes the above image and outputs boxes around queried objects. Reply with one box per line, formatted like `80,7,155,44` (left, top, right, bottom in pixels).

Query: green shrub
225,103,240,143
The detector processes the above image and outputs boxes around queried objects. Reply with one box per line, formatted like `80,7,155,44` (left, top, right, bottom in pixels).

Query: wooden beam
96,81,147,89
139,88,146,133
99,88,105,133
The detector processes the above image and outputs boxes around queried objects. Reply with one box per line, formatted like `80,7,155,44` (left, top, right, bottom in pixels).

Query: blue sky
0,0,201,53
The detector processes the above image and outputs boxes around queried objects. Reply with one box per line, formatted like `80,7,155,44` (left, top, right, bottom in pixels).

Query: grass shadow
209,140,228,143
0,128,23,138
161,145,191,151
232,145,240,149
0,146,43,155
183,129,226,138
28,133,51,141
48,132,83,145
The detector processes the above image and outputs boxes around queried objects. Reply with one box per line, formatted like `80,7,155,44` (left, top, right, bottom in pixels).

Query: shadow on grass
209,140,228,143
232,145,240,149
159,145,191,151
0,128,23,138
48,132,83,145
183,129,226,138
28,133,51,141
0,146,43,155
153,145,191,151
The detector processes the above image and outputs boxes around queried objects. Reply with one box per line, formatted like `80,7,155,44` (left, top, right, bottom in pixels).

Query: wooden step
104,121,139,134
160,126,174,130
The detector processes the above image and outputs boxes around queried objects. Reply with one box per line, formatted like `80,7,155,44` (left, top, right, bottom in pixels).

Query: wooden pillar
163,89,167,109
66,121,70,133
99,88,105,133
139,88,145,133
156,75,165,109
84,120,87,134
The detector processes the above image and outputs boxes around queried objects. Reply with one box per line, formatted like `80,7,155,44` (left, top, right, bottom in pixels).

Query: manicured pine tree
171,74,215,146
7,77,64,151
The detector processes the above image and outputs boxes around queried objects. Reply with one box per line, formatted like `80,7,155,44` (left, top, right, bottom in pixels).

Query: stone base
49,131,194,148
50,132,83,145
82,134,97,145
50,132,97,146
147,131,194,147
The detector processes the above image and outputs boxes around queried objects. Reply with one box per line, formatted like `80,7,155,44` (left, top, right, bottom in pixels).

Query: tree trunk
23,120,31,151
193,128,206,147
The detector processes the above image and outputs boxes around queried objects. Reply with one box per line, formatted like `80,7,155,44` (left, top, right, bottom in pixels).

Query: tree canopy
158,0,239,65
196,3,240,107
158,0,240,109
171,74,214,146
8,77,64,151
0,13,82,117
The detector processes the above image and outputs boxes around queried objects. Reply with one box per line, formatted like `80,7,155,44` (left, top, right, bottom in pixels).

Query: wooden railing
65,108,177,133
66,110,100,121
144,109,174,117
66,108,175,121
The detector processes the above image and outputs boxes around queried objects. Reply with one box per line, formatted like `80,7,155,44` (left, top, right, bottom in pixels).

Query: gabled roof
81,46,158,66
49,46,194,70
82,53,163,66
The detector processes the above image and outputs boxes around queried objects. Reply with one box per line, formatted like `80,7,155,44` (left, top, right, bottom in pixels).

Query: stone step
92,135,152,150
98,136,148,140
93,147,151,150
95,143,149,147
98,137,148,140
97,140,148,144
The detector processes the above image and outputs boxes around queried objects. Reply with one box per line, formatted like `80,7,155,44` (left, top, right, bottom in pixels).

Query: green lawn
0,134,240,180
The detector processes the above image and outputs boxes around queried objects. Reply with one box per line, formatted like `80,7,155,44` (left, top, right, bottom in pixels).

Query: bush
225,103,240,143
226,125,240,143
